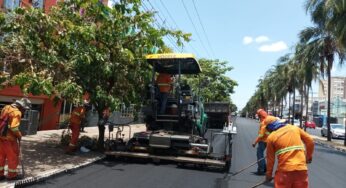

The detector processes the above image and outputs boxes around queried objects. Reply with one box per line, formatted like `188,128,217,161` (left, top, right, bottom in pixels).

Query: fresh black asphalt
25,117,346,188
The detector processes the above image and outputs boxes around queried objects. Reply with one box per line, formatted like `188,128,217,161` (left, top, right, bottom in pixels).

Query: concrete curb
13,155,106,188
312,136,346,153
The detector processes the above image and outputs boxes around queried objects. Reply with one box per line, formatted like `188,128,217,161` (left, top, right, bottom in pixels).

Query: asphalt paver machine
105,53,236,171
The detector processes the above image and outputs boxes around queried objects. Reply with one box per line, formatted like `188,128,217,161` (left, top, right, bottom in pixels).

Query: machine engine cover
149,133,171,148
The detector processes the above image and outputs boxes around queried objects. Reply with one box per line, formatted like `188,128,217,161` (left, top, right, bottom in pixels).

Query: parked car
304,121,316,129
321,124,346,138
293,119,300,127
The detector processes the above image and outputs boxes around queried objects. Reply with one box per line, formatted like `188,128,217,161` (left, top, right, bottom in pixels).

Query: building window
4,0,20,10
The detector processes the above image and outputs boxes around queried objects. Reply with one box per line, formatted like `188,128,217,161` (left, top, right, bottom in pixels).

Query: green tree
183,58,238,106
300,1,346,140
0,0,190,149
305,0,346,49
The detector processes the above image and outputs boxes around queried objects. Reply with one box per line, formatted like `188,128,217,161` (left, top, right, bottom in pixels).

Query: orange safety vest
266,125,314,178
0,105,22,141
156,73,172,93
69,106,86,125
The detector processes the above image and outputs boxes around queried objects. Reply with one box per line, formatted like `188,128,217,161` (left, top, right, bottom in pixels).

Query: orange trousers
69,123,80,147
0,140,19,178
274,170,308,188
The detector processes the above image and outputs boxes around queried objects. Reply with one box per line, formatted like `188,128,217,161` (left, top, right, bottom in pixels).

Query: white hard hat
15,98,32,110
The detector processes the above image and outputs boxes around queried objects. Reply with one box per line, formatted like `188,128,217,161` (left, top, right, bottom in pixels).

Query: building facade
319,77,346,100
0,0,109,12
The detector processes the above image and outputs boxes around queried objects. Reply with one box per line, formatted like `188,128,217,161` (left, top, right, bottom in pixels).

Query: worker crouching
264,116,314,188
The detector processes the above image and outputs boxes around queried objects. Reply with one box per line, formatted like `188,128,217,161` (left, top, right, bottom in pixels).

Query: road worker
252,108,269,175
65,102,88,154
0,98,31,180
264,116,314,188
156,73,173,114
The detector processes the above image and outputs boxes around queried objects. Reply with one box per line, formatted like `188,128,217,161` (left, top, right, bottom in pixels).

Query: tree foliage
183,58,238,107
0,0,190,113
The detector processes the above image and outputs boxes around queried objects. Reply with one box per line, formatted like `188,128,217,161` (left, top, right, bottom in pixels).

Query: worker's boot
6,172,23,181
65,145,77,155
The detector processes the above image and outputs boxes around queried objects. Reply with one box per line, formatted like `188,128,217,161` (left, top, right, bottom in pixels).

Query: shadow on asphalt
103,157,227,174
315,146,346,156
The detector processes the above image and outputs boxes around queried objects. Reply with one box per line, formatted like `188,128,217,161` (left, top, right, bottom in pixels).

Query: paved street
25,159,226,188
228,118,346,188
25,117,346,188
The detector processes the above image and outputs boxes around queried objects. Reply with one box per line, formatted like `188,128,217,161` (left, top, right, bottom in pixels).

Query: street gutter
13,155,106,188
311,135,346,153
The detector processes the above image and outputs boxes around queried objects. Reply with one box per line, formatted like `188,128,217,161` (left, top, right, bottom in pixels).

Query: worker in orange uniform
264,116,314,188
156,73,172,114
252,109,269,175
0,98,31,180
65,102,87,154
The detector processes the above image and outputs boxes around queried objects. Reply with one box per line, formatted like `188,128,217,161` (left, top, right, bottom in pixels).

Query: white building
319,77,346,100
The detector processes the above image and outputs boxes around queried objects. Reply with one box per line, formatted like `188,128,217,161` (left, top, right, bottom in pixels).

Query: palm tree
300,1,346,140
294,43,320,129
306,0,346,49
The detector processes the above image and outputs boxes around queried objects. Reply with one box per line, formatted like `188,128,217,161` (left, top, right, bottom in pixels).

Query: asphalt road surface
26,117,346,188
228,118,346,188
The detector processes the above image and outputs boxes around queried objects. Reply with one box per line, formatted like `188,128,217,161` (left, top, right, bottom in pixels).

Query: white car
321,124,346,139
293,119,301,127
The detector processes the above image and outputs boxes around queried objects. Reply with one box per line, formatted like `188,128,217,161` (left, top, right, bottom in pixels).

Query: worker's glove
252,143,256,148
265,175,273,182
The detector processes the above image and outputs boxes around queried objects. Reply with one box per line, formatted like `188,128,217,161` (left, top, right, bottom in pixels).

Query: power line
142,1,181,52
192,0,215,57
143,1,181,52
157,0,200,56
181,0,211,57
159,0,179,30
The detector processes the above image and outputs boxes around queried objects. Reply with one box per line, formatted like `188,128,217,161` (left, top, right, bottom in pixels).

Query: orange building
0,0,109,12
0,0,108,130
0,86,62,130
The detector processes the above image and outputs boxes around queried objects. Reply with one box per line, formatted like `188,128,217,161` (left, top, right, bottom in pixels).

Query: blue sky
112,0,346,110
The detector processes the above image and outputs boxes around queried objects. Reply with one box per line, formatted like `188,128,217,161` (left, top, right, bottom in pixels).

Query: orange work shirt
70,106,86,125
156,73,172,93
0,105,22,141
266,124,314,178
256,121,270,143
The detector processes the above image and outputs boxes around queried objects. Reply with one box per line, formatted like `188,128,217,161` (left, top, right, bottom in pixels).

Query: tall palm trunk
288,93,291,121
305,86,310,131
281,97,284,118
300,87,304,129
327,60,332,141
292,89,296,124
272,97,276,116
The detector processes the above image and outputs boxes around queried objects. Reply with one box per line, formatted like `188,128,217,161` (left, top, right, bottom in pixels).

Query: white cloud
258,41,288,52
255,36,269,43
243,36,253,45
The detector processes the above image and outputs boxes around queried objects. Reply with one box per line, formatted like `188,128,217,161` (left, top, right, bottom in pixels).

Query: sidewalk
311,135,346,153
0,124,146,188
